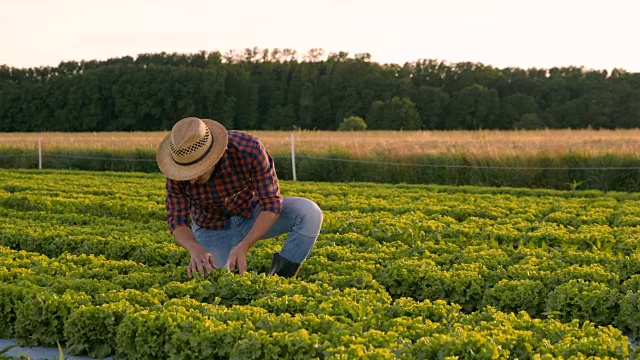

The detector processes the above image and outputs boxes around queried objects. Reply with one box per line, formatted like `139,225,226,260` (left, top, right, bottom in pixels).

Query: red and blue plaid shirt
164,130,282,233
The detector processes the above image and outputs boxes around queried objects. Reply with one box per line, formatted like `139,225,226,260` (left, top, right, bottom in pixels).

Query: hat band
172,139,214,166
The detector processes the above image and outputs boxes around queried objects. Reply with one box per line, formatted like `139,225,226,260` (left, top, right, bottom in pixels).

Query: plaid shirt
164,130,282,233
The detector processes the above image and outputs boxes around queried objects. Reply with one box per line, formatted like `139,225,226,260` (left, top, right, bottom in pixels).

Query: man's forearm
173,225,217,276
239,211,279,249
172,225,205,254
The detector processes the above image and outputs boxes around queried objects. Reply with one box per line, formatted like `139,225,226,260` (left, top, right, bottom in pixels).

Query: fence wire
45,154,157,162
3,151,638,171
294,155,640,171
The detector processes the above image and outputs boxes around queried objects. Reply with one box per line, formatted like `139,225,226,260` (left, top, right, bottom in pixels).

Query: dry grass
1,129,640,159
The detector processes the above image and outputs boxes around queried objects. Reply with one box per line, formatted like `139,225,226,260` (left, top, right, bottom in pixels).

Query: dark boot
268,253,301,278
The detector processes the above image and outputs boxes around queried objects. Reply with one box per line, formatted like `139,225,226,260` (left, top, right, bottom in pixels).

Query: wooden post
290,133,297,181
38,136,42,170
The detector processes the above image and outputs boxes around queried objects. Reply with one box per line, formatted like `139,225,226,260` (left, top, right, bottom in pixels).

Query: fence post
290,133,297,181
38,136,42,170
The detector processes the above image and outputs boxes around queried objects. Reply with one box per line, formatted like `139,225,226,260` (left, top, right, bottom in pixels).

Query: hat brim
156,119,228,181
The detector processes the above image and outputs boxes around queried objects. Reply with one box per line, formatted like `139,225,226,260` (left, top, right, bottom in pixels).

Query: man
156,117,322,278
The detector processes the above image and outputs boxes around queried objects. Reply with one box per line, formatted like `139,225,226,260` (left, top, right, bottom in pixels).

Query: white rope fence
3,134,640,175
294,155,640,170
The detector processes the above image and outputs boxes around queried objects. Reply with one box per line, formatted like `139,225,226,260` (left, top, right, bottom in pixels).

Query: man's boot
268,253,301,278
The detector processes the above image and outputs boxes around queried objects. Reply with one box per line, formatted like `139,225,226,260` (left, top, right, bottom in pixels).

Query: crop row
3,170,640,226
0,246,633,359
3,226,640,342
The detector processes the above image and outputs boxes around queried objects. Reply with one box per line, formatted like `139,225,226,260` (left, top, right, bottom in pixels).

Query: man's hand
187,248,217,278
227,210,279,276
228,243,250,276
170,226,216,278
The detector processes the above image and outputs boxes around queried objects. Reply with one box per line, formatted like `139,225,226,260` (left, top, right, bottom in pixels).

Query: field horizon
2,128,640,159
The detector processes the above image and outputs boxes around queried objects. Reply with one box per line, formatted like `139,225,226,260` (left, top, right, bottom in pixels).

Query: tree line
1,48,639,132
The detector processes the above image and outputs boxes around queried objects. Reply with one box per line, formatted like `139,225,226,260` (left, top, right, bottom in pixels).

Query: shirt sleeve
165,178,191,233
250,141,283,214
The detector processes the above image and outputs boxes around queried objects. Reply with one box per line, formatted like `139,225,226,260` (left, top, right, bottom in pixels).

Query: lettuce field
1,169,640,359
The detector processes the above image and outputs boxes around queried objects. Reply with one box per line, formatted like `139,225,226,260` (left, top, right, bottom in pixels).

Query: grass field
2,129,640,158
3,129,640,192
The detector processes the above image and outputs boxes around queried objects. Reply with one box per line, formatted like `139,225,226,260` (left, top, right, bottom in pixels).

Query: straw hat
156,117,228,180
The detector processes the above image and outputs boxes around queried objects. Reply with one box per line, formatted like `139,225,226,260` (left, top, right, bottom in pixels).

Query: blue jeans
192,197,322,268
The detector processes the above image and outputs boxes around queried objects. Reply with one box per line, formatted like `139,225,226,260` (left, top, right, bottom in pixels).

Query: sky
2,0,639,72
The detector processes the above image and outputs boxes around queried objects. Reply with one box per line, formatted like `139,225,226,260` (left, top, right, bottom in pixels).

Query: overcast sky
2,0,639,72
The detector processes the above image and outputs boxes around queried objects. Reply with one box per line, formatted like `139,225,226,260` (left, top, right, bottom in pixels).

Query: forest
1,48,639,132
